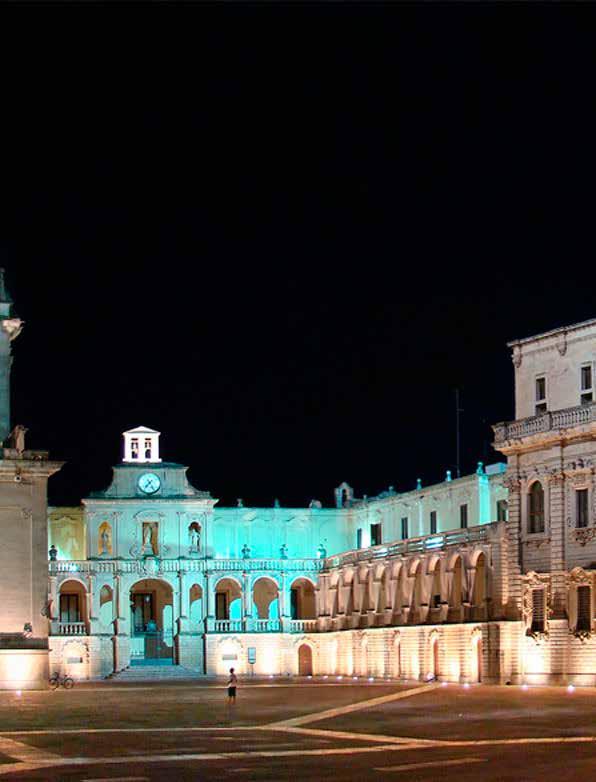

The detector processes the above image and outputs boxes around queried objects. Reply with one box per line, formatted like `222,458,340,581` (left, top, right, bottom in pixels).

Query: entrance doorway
298,644,313,676
130,579,175,666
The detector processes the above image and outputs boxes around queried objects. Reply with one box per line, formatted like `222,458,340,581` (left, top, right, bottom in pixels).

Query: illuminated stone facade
3,292,596,686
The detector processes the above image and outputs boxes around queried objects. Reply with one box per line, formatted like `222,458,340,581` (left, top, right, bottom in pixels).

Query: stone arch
297,640,315,676
252,576,280,620
427,555,442,609
290,577,316,619
58,578,87,629
450,554,464,609
472,552,487,610
214,576,242,621
98,584,113,632
189,583,203,626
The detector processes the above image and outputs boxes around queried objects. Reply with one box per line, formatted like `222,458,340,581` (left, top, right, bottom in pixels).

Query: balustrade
494,401,596,444
324,523,492,569
288,619,317,633
56,622,87,636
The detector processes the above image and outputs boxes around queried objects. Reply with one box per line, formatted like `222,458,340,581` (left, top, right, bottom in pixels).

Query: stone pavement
0,678,594,780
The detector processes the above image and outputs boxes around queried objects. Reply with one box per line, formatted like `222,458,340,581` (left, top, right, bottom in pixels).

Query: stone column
242,572,251,619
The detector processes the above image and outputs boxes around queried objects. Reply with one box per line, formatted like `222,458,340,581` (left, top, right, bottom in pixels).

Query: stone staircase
109,664,203,682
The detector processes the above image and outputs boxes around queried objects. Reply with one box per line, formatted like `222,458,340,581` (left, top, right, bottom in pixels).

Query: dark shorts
228,686,237,697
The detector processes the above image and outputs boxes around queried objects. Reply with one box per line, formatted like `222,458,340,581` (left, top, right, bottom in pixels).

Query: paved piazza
0,679,594,780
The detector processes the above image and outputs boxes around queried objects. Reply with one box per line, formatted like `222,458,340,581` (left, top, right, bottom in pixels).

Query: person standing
227,667,238,704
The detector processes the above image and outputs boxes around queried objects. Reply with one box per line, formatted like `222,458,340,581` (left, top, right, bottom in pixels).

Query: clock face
138,472,161,495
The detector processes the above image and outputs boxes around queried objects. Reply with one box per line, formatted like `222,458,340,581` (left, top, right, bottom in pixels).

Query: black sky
2,3,596,507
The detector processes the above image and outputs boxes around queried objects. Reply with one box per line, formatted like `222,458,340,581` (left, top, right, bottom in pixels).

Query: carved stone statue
317,542,327,559
48,544,58,562
7,425,27,454
241,543,251,559
142,522,156,555
279,543,288,559
188,523,201,552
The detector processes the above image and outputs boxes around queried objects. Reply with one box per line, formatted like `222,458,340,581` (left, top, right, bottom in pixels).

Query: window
535,376,547,415
144,438,152,459
370,523,382,546
576,489,589,529
430,511,437,535
356,528,363,549
497,499,508,522
401,517,408,540
528,482,545,534
580,363,593,405
59,594,80,623
577,585,592,633
531,588,546,633
460,504,468,529
131,438,139,459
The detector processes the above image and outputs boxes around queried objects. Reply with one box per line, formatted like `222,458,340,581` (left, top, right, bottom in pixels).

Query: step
110,665,203,681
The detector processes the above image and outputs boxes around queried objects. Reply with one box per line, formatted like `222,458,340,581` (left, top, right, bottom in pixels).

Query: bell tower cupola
122,425,161,463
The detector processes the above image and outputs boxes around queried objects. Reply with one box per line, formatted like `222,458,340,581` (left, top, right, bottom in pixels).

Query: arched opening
130,578,174,665
252,577,280,620
452,557,463,608
215,577,242,621
412,562,423,623
290,578,316,620
99,585,113,633
189,583,203,628
528,481,545,534
298,643,313,676
58,579,87,634
472,553,487,618
430,561,442,610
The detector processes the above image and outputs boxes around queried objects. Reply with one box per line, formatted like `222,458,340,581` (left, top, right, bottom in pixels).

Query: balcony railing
49,557,323,577
323,523,494,569
493,401,596,444
288,619,317,633
56,622,87,635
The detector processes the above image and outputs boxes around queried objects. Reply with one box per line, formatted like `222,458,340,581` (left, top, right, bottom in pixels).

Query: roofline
507,316,596,348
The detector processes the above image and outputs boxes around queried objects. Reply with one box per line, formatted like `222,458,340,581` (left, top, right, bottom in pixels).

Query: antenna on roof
455,388,463,479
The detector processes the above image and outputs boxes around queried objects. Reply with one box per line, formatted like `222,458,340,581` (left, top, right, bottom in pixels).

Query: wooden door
298,644,313,676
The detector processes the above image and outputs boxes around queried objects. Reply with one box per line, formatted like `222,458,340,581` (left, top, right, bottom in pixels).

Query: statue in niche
317,542,327,559
188,522,201,553
98,521,113,556
48,544,58,562
6,425,28,455
279,543,288,559
241,543,251,559
142,522,158,555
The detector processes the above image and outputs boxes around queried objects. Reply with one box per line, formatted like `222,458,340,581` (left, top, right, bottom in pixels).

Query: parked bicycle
49,672,74,690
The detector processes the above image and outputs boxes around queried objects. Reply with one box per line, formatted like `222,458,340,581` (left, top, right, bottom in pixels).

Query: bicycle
49,672,74,690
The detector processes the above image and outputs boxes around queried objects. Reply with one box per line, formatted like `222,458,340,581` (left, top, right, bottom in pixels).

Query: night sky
2,4,596,508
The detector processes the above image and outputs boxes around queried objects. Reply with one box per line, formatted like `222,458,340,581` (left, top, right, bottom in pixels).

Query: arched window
528,482,545,534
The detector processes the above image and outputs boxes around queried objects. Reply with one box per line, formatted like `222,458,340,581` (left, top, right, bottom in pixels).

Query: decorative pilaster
548,471,567,618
